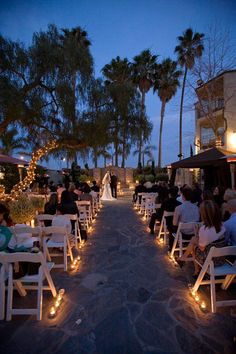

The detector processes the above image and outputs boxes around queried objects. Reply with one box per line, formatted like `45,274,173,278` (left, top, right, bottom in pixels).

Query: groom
110,172,118,198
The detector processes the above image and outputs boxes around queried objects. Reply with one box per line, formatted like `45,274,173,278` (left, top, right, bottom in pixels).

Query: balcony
200,137,224,150
197,98,224,119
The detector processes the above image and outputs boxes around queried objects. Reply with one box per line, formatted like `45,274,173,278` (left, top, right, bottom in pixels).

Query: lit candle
49,306,56,318
200,301,207,311
195,294,200,303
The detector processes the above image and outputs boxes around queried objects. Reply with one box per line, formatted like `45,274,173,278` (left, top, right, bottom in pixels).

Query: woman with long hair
177,200,225,276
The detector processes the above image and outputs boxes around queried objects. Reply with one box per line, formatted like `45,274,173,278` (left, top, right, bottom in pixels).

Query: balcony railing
197,99,224,119
200,137,224,150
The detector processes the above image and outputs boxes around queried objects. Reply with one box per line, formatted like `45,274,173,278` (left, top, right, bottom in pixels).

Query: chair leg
179,235,183,258
222,274,235,290
37,267,43,320
170,233,178,258
64,240,67,271
164,220,167,244
0,266,5,320
6,264,13,321
67,237,74,262
157,218,164,239
210,262,216,313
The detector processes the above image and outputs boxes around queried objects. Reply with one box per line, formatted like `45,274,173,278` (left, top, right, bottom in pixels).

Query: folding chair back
42,226,73,271
37,214,54,227
157,211,174,244
192,245,236,313
64,214,81,247
170,222,199,257
0,251,57,320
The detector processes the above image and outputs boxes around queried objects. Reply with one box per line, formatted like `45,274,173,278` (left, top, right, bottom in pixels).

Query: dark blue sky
1,0,236,168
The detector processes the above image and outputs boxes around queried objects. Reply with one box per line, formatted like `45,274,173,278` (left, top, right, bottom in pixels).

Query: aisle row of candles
133,200,208,314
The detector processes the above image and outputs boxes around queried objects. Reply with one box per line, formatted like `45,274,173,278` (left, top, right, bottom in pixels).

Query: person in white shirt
51,205,71,243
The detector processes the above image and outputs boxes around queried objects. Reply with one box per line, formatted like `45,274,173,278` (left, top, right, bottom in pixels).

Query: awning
0,154,28,165
171,147,235,169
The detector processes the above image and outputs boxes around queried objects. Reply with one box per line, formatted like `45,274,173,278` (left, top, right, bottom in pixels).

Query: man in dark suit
110,172,118,198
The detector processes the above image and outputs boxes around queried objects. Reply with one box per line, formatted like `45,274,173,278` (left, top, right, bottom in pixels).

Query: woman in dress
100,171,116,201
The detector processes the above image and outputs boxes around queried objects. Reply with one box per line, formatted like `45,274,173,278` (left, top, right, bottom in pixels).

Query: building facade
195,70,236,153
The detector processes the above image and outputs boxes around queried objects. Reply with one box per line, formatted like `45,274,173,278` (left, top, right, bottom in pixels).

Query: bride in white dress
100,171,116,201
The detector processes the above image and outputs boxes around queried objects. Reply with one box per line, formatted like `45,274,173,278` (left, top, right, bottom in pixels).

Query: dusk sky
0,0,236,169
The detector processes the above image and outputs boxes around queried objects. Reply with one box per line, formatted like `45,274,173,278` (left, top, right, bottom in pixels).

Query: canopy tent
0,154,28,165
171,147,235,169
170,147,236,189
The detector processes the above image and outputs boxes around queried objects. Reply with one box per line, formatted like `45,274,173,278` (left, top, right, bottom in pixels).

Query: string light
9,140,58,201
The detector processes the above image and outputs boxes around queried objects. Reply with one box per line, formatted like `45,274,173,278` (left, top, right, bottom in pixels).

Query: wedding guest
57,183,65,203
201,189,214,202
51,205,72,243
0,203,13,227
60,188,78,215
74,182,82,196
91,180,100,192
43,194,58,226
149,187,180,234
224,199,236,245
133,181,147,203
192,183,202,205
221,188,236,221
69,183,79,202
213,186,225,208
168,187,199,251
177,200,225,276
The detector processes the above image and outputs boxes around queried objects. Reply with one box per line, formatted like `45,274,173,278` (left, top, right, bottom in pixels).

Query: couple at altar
100,171,118,201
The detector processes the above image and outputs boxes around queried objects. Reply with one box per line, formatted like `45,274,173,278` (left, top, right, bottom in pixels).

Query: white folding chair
76,202,90,229
0,264,6,320
0,251,57,321
42,226,73,271
77,201,92,223
64,214,81,249
170,222,199,258
192,246,236,313
36,214,54,227
157,211,174,244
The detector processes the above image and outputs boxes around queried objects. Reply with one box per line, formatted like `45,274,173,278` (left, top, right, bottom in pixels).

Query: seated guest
168,187,199,251
44,193,58,226
133,181,147,203
0,206,13,251
177,200,225,276
57,183,65,203
74,182,82,196
79,183,93,203
69,183,79,202
0,203,13,227
201,189,214,202
149,187,180,234
224,199,236,245
213,185,225,208
51,205,72,243
221,189,236,221
91,180,100,192
144,180,153,192
61,188,78,215
192,183,202,205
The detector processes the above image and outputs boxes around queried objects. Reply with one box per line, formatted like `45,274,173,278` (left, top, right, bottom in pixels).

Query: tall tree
153,59,181,168
102,56,137,167
132,50,158,164
175,28,204,159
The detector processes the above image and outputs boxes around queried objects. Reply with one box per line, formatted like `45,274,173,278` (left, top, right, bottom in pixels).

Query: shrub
9,195,35,224
30,196,45,212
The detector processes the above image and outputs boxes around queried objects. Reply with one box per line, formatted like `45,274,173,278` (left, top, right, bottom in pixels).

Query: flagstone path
0,198,236,354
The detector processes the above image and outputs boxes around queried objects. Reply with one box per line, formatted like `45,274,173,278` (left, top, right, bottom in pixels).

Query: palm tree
132,50,158,164
133,144,156,167
153,59,182,168
102,57,133,167
0,128,27,155
175,28,204,159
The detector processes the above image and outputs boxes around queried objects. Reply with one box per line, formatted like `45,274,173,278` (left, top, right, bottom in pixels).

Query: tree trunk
93,148,98,168
138,91,145,165
142,152,145,168
179,66,188,160
104,156,106,167
158,99,166,168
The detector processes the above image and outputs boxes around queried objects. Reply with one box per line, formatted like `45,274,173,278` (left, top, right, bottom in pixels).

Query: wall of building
224,72,236,152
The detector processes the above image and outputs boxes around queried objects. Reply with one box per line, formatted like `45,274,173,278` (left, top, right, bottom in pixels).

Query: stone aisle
0,198,236,354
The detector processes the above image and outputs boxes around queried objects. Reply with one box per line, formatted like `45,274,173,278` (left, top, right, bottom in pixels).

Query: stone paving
0,198,236,354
